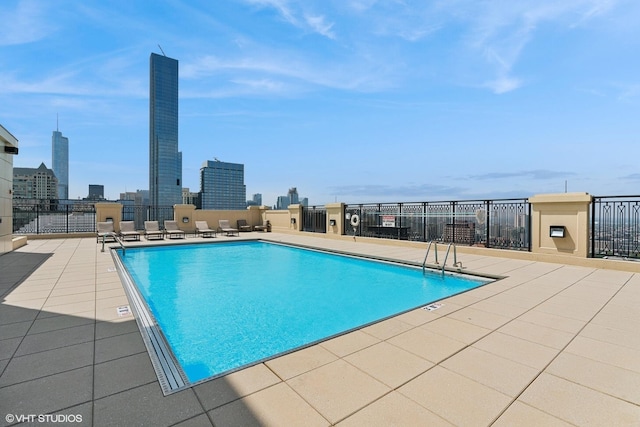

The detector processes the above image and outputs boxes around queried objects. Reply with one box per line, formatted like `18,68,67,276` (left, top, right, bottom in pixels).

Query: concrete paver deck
1,233,639,426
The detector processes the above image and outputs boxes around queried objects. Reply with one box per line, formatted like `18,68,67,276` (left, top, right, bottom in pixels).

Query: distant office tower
300,197,308,207
200,160,246,210
182,188,201,208
87,184,104,200
276,196,290,210
149,52,182,212
52,128,69,199
13,163,59,200
288,187,299,205
246,193,262,207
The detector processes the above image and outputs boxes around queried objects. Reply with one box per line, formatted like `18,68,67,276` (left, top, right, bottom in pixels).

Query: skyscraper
149,52,182,212
200,160,246,210
288,187,299,205
52,127,69,199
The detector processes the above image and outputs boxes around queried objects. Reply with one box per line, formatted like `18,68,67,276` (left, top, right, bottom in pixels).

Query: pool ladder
422,242,462,274
101,232,125,255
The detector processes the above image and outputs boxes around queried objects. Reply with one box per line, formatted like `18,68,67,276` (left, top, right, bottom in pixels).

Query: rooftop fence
591,195,640,259
343,199,531,251
12,200,174,234
10,195,640,260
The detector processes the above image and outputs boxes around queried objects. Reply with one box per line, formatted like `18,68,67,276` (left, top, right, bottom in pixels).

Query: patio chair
144,221,164,240
253,220,270,232
195,221,216,238
236,219,252,232
164,220,186,239
119,221,141,241
96,221,116,243
218,219,239,236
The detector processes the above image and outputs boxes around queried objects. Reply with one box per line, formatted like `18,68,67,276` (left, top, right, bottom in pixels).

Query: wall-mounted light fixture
329,219,337,226
182,217,189,223
549,225,565,238
291,218,296,224
105,217,113,223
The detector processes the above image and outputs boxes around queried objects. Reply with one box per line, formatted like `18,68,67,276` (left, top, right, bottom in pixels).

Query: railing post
486,200,491,249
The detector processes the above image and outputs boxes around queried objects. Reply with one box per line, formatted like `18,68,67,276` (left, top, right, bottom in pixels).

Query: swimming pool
115,240,490,391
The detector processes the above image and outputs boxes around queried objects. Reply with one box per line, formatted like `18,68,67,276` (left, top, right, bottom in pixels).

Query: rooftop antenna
158,44,166,56
56,113,59,132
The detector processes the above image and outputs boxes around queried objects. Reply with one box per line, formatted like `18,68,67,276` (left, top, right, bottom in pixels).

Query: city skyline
2,1,640,204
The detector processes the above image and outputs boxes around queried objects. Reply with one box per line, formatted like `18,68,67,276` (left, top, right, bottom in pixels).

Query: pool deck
1,233,639,426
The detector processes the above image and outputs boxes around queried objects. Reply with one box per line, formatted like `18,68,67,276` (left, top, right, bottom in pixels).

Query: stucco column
174,204,196,231
326,203,344,236
288,204,301,231
95,203,122,232
529,192,592,257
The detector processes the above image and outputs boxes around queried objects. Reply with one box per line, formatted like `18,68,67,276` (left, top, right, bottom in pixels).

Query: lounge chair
253,220,270,232
237,219,252,232
218,219,239,236
119,221,141,241
96,221,116,243
195,221,216,238
164,220,185,239
144,221,164,240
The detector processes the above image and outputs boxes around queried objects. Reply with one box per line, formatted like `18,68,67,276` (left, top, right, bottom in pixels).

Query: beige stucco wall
529,192,591,257
174,204,266,232
265,209,293,232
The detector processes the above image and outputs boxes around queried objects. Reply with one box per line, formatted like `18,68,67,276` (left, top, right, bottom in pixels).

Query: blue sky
2,0,639,205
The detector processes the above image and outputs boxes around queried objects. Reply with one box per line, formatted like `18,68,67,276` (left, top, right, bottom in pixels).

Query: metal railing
344,198,531,251
591,195,640,259
302,206,327,233
13,200,97,234
12,200,176,235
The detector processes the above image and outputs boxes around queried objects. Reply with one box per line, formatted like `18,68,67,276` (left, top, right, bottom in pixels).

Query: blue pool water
119,241,489,383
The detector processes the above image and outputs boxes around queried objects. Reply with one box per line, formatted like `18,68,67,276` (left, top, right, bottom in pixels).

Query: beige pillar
326,203,344,236
173,204,196,231
529,192,592,257
247,205,263,227
288,204,301,231
95,203,122,232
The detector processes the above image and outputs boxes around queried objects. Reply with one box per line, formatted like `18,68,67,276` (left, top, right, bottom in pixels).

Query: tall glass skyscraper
200,160,246,210
52,129,69,199
149,52,182,212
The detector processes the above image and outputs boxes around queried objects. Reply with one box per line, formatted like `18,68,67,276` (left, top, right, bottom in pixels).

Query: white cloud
304,14,336,39
484,75,523,94
0,0,56,46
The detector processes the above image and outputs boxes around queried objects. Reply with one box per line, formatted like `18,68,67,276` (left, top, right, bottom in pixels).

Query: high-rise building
200,160,246,210
247,193,262,206
182,188,201,208
87,184,104,200
276,196,290,210
288,187,299,205
149,52,182,212
52,128,69,199
13,163,58,200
